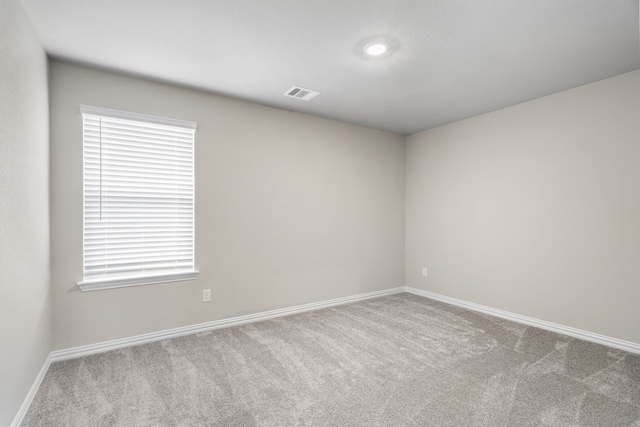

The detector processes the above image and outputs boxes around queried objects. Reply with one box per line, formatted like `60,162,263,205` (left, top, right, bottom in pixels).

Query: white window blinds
78,105,198,291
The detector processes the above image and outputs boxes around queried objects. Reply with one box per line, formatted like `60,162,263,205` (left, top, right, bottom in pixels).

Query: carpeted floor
22,293,640,426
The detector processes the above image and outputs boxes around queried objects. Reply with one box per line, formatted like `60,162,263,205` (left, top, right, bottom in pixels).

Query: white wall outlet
421,267,428,277
202,289,211,302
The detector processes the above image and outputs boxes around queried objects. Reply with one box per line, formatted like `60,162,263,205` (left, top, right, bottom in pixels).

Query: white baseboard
51,287,405,362
404,286,640,355
10,354,52,427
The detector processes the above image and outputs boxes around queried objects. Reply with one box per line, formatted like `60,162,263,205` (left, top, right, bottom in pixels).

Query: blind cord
99,117,103,221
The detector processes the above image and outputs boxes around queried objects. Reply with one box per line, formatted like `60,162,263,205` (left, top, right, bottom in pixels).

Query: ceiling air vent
284,86,320,101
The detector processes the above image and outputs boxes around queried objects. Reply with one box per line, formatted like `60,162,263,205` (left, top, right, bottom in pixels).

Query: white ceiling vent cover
284,86,320,101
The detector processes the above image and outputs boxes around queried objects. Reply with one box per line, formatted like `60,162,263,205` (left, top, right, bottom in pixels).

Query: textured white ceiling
22,0,640,135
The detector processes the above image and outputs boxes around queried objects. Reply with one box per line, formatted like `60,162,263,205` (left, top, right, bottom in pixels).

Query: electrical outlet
202,289,211,302
421,267,428,277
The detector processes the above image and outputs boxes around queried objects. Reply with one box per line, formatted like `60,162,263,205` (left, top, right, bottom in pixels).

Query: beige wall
0,0,51,424
49,61,405,350
406,70,640,344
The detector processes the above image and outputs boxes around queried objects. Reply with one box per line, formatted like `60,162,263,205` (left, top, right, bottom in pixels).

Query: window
78,105,198,291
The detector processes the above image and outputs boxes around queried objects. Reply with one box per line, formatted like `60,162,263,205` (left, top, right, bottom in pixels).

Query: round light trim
365,43,387,56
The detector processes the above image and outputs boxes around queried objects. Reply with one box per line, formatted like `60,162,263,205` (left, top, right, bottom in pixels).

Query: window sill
77,270,199,291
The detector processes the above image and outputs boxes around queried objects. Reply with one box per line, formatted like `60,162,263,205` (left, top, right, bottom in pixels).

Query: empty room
2,0,640,425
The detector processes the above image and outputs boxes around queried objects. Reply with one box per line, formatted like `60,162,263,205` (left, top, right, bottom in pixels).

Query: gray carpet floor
22,293,640,426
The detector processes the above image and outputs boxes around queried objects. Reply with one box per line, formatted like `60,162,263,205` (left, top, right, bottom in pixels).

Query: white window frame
78,105,198,291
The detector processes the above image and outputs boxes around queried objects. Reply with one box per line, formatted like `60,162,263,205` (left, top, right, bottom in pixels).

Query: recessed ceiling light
365,43,387,56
